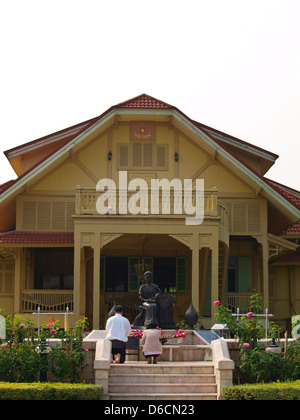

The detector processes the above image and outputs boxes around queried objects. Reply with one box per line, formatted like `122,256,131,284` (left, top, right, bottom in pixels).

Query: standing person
105,305,131,363
141,324,163,364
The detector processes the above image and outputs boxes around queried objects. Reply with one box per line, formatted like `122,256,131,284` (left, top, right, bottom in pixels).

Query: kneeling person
105,305,131,363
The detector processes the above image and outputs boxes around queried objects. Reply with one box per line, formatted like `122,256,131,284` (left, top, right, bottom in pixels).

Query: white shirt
105,313,131,342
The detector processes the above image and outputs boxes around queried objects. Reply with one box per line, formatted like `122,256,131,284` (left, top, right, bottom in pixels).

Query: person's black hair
114,305,123,313
146,323,158,329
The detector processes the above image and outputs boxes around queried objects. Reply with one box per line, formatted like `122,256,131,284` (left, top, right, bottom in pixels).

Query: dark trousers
111,340,126,363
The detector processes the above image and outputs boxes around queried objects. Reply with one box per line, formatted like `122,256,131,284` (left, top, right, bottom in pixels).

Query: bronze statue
133,271,177,329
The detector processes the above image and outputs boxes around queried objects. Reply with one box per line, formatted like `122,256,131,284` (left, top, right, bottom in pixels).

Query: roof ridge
114,93,173,109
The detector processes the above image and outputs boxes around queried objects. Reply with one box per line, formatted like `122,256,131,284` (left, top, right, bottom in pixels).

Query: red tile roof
283,221,300,234
115,93,172,109
265,179,300,211
0,180,17,194
0,231,74,245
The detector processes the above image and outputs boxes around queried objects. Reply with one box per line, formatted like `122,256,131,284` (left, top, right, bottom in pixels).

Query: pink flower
130,329,143,338
214,300,220,306
247,312,253,319
173,329,186,338
243,343,250,348
50,329,56,336
19,324,26,329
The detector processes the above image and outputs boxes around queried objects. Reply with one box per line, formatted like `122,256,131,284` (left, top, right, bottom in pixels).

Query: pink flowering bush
0,312,89,383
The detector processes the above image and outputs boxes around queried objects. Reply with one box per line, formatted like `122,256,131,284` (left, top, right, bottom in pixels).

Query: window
34,248,74,290
118,143,168,170
0,263,14,295
226,256,251,293
99,257,187,293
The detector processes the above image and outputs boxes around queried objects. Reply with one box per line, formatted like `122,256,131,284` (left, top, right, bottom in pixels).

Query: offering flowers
173,329,186,339
130,329,143,338
156,326,164,336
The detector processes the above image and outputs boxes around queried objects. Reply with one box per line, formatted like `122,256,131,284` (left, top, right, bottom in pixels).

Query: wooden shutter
119,145,129,168
247,204,261,232
143,143,153,167
233,203,247,232
66,201,75,231
176,257,187,292
204,254,212,316
237,256,251,293
52,202,65,231
157,145,167,169
23,201,36,230
0,263,14,294
37,202,51,230
132,143,142,167
128,257,140,292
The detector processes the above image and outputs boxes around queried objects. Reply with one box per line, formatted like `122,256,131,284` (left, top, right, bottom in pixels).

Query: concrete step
109,382,217,394
109,392,218,400
108,361,218,400
110,361,215,375
109,372,216,384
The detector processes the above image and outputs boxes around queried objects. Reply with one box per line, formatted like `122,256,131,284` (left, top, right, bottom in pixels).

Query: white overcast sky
0,0,299,190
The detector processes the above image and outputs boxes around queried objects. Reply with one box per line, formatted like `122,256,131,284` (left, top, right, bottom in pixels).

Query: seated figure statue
133,271,177,329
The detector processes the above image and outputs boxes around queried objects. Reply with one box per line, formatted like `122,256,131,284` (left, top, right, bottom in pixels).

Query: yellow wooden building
0,94,299,331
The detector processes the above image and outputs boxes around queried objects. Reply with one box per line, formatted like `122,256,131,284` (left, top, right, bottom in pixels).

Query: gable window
118,143,168,170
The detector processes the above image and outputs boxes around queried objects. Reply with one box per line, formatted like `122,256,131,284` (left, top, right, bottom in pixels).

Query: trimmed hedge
222,381,300,400
0,382,103,400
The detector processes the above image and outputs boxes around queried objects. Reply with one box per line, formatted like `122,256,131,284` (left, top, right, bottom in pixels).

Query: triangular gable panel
31,160,97,191
201,165,254,193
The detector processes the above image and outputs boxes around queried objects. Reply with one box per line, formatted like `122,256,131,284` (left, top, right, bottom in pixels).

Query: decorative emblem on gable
131,122,154,141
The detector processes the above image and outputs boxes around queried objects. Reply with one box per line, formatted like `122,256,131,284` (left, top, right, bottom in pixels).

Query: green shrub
0,343,40,382
0,382,103,400
0,314,89,383
222,381,300,400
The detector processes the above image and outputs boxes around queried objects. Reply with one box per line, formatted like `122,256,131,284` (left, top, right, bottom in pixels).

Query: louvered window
0,263,14,295
118,143,168,170
22,200,75,231
226,201,261,234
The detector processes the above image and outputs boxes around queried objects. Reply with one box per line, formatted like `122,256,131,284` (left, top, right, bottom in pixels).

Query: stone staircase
109,361,218,400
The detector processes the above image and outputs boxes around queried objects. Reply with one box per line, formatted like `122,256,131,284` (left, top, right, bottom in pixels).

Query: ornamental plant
214,297,300,383
214,295,265,348
0,312,89,383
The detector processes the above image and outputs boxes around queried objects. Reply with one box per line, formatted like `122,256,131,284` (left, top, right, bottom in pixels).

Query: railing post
37,306,40,336
265,308,268,340
75,185,81,215
65,307,69,330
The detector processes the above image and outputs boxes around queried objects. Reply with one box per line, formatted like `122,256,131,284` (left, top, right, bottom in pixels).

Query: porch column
14,248,21,314
211,231,219,321
192,233,200,312
93,235,101,330
73,230,82,322
262,237,269,311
